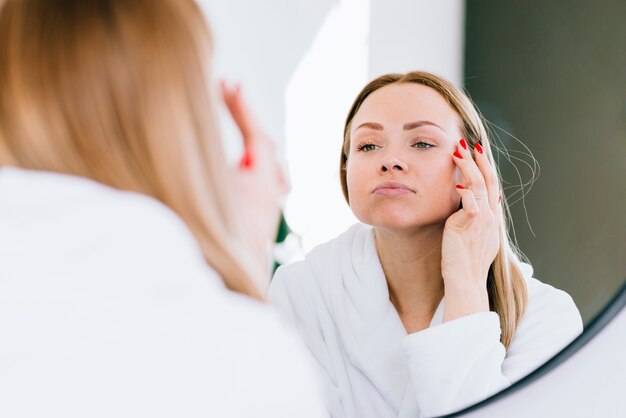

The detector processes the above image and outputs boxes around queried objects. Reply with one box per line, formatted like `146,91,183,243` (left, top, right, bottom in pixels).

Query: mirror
201,0,625,415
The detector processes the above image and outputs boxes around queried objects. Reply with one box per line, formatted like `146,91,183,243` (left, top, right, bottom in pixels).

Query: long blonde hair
0,0,264,299
340,71,528,348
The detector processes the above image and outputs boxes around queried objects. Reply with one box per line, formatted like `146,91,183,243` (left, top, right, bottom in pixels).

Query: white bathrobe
0,167,325,418
270,223,583,418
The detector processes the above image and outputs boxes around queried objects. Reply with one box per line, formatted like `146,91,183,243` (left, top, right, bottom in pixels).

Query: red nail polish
475,143,484,154
239,150,253,169
456,185,465,189
453,151,463,159
498,194,502,203
460,138,467,150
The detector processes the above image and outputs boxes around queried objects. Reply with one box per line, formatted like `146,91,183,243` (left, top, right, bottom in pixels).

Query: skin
346,83,500,333
221,81,290,287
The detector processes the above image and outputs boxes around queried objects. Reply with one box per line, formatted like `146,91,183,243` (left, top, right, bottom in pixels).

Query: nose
379,157,407,173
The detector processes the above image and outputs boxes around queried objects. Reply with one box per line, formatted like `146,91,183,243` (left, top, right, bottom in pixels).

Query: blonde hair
0,0,264,299
340,71,528,348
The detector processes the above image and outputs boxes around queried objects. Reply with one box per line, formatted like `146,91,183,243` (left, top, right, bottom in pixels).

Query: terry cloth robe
0,167,326,418
270,223,583,418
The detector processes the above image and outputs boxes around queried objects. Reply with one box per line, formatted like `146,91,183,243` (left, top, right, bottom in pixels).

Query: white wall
369,0,465,83
199,0,465,257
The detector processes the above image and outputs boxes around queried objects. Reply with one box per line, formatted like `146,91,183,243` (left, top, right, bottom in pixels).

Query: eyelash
356,143,378,152
413,141,434,149
356,141,434,151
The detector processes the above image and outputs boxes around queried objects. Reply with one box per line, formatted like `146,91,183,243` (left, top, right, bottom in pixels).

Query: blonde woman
270,71,583,418
0,1,324,417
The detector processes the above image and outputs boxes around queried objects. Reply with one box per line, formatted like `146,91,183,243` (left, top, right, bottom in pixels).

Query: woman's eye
357,143,379,152
413,141,434,149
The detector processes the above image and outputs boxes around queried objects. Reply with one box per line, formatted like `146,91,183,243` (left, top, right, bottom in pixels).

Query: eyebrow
354,122,384,131
403,120,447,132
354,120,447,133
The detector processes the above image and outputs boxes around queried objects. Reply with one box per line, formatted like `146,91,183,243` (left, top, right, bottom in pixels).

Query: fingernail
456,184,465,189
453,151,463,159
239,150,253,169
498,194,502,203
460,138,467,150
475,143,484,154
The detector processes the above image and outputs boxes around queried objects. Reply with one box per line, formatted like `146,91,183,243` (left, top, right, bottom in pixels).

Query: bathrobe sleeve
404,274,583,417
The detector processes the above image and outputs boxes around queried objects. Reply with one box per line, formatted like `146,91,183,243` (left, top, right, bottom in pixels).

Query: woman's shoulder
0,167,319,337
0,167,209,271
0,167,231,328
508,262,583,354
519,262,581,322
0,168,326,417
501,262,583,382
270,223,369,298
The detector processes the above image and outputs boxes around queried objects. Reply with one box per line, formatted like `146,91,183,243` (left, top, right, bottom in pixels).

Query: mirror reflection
204,0,624,415
271,71,582,417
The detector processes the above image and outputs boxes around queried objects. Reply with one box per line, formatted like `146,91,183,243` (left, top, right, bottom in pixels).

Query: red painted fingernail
239,150,254,169
460,138,467,150
453,151,463,159
475,143,484,154
456,184,465,189
498,194,502,203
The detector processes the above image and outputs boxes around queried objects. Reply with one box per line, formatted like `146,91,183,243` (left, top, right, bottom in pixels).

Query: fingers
472,142,500,211
452,138,499,211
220,80,257,147
454,185,480,227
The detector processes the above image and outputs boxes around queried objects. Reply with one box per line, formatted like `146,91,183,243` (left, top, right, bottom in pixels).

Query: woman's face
346,83,464,231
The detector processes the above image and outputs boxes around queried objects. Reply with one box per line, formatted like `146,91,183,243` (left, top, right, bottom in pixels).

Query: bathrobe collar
305,223,444,410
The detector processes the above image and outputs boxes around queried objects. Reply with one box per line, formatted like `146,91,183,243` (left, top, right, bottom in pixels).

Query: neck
374,225,445,330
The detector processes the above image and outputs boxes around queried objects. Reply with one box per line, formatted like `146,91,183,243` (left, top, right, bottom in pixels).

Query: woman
270,71,583,418
0,1,324,417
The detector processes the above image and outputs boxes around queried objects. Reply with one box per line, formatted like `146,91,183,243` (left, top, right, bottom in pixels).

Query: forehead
351,83,460,132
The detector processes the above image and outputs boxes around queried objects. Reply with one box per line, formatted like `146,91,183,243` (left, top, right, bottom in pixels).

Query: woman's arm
402,272,582,418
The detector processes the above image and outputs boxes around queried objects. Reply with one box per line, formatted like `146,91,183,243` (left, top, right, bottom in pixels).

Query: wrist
442,286,490,323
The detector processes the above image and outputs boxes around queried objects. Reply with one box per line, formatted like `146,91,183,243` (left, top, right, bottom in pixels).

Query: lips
373,181,415,196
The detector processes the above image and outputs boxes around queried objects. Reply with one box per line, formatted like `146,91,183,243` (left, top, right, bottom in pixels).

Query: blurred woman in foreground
0,0,324,416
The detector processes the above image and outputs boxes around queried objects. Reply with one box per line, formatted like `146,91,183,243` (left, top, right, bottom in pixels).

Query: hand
441,139,501,322
221,81,289,287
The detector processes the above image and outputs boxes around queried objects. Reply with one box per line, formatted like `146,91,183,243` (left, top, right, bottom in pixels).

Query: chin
354,204,451,232
357,211,424,231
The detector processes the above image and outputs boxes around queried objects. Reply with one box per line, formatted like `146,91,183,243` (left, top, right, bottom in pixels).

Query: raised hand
221,81,289,286
441,138,501,322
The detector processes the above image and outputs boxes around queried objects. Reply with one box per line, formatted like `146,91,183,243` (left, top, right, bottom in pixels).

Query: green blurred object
275,213,290,244
272,212,291,274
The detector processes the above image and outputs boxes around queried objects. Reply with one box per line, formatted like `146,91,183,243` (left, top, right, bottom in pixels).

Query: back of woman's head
0,0,263,299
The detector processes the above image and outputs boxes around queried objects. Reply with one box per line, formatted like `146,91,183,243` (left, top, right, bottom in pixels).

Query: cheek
345,162,361,201
345,159,370,213
420,156,458,187
420,158,460,211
